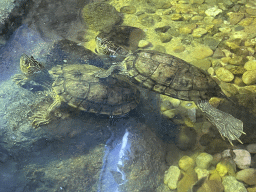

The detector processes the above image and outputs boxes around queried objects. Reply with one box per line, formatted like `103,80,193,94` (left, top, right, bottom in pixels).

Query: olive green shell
123,50,222,101
49,64,140,115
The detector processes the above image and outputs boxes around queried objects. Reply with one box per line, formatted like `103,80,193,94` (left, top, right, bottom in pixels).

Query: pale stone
192,46,213,60
233,149,251,169
205,6,222,17
196,152,213,169
215,67,234,82
242,70,256,85
162,109,176,119
164,166,181,189
192,28,208,37
244,60,256,71
222,176,247,192
195,167,209,179
138,40,150,48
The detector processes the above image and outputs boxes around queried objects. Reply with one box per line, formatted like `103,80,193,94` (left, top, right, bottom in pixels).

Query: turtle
95,37,245,145
30,63,140,127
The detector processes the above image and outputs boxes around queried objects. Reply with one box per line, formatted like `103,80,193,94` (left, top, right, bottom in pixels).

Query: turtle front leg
31,96,62,128
196,100,245,146
94,65,124,78
12,74,29,86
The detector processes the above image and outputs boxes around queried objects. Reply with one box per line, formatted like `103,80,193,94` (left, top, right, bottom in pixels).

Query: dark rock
82,2,122,32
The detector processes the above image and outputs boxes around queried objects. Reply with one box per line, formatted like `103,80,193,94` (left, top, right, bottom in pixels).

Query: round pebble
242,70,256,85
138,40,151,48
215,67,234,82
205,6,222,17
244,60,256,71
164,166,181,189
236,168,256,185
179,156,195,171
233,149,251,169
192,28,208,38
120,6,136,14
246,144,256,153
192,46,213,60
222,176,247,192
196,152,213,169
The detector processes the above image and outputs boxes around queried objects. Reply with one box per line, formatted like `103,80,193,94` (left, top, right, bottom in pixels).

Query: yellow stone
162,109,176,119
215,67,234,82
244,60,256,71
179,156,195,171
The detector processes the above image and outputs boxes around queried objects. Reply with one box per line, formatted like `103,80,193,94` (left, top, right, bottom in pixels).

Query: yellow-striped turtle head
20,54,44,76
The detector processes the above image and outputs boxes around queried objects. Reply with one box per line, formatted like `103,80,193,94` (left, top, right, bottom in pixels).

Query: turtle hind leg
196,101,245,145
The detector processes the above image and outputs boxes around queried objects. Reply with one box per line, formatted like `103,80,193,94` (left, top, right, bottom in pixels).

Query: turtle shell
123,50,222,101
49,64,140,115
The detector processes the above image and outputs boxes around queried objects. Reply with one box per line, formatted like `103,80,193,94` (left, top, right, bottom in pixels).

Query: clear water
0,0,255,192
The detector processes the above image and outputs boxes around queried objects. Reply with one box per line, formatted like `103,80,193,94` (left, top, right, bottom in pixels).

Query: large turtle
95,37,245,145
31,63,140,127
13,54,140,127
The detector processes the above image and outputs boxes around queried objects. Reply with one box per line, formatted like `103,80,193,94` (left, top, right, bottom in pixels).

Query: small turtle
95,37,245,145
31,63,140,127
12,54,50,88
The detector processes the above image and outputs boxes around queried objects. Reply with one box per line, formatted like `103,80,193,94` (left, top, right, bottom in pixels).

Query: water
0,0,255,191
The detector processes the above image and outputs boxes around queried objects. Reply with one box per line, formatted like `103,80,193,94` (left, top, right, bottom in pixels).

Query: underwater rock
196,153,213,169
205,6,222,17
138,40,151,48
0,151,8,163
215,159,236,177
82,2,122,32
192,28,208,38
178,156,195,172
191,45,213,60
177,167,197,192
164,166,181,190
233,149,251,169
247,143,256,153
0,0,31,44
120,6,136,14
244,60,256,71
196,180,224,192
199,134,213,146
227,12,245,25
222,176,247,192
242,70,256,85
236,168,256,185
215,67,234,82
175,126,197,151
195,167,209,179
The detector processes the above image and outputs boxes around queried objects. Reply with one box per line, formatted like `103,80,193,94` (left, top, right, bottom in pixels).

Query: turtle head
95,36,129,57
20,54,45,76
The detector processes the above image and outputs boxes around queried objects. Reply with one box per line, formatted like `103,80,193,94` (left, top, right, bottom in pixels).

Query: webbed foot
197,101,245,146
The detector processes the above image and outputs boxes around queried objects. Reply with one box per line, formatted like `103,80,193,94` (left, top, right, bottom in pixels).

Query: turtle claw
30,111,51,128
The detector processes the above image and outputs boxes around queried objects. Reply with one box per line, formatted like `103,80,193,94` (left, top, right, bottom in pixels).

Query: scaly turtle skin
32,64,140,127
95,38,245,145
